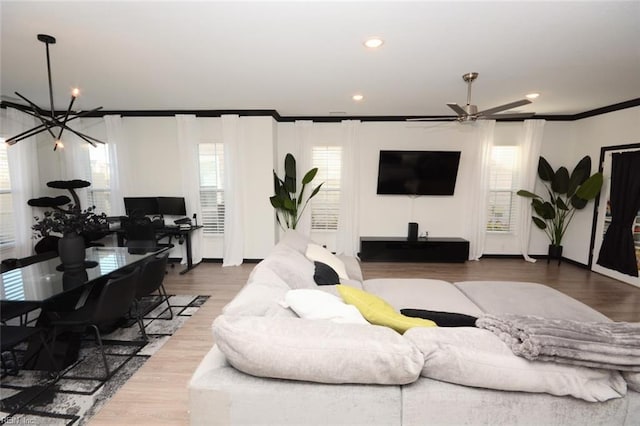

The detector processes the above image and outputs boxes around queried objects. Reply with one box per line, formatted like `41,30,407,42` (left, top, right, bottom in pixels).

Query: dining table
0,246,168,370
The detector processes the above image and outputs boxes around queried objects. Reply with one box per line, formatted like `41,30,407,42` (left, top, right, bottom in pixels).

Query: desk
116,225,202,275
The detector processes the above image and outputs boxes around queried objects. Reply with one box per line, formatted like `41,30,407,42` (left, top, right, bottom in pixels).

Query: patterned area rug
0,295,209,425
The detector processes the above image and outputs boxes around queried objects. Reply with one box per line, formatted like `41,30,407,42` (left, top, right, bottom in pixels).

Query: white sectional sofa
189,231,639,425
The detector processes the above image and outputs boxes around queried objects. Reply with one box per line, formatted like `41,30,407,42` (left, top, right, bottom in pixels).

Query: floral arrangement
32,205,108,238
29,179,108,240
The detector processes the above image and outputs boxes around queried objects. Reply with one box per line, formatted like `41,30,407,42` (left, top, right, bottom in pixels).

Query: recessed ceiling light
352,94,364,101
526,93,540,99
363,37,384,49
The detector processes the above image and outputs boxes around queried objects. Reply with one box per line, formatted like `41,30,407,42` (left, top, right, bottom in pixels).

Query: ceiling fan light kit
3,34,105,150
409,72,535,123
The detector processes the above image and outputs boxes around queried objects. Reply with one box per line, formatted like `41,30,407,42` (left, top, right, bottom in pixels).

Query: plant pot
548,244,563,265
58,232,86,269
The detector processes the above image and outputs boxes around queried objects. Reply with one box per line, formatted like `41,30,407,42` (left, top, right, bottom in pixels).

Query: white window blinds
311,146,342,231
487,145,519,233
199,143,225,234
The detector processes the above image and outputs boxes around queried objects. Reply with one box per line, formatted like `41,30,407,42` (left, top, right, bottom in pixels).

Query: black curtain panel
597,151,640,277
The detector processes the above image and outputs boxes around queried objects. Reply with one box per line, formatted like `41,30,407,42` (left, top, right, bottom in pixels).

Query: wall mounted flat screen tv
157,196,187,216
376,150,462,195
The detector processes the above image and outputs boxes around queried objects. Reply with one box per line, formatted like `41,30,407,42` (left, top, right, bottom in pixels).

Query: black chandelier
4,34,105,151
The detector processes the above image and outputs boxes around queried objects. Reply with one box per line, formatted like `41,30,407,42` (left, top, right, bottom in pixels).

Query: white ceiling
1,1,639,118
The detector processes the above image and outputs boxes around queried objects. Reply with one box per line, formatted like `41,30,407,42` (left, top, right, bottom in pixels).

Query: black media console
359,237,469,263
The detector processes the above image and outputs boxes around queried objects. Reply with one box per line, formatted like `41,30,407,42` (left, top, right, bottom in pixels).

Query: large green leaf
302,168,318,185
575,172,603,201
284,153,297,193
556,197,569,211
537,201,556,220
570,195,588,209
532,216,547,230
309,183,324,199
572,156,592,185
269,195,282,209
517,190,540,199
537,157,554,182
567,169,584,197
551,167,569,194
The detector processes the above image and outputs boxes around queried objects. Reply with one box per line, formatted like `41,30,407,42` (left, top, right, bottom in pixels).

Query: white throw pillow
305,243,349,279
213,315,423,385
404,327,627,402
283,289,368,324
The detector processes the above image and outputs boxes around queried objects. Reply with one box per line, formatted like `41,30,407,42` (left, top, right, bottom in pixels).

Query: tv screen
124,197,159,216
376,150,461,195
157,197,187,216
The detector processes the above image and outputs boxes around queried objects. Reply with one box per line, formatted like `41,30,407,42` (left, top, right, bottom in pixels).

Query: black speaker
408,222,418,241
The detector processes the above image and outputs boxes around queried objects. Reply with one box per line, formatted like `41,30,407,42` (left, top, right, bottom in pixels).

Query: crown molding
3,98,638,123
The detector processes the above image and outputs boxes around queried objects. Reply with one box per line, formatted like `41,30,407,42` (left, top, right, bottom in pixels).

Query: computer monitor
157,196,187,216
123,197,160,216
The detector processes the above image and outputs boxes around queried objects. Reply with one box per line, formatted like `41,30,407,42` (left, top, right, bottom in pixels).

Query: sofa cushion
277,229,313,254
404,326,626,402
336,285,437,333
282,289,368,324
259,244,317,290
306,243,349,279
363,278,484,317
313,261,340,285
212,315,424,385
454,281,611,322
400,309,478,327
337,254,363,282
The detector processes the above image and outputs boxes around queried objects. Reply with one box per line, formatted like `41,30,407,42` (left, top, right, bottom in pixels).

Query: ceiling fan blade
446,103,467,116
481,112,536,120
477,99,531,116
406,116,458,122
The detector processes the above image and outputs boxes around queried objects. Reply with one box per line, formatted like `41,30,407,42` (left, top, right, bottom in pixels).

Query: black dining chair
49,267,144,380
1,325,57,376
133,253,173,340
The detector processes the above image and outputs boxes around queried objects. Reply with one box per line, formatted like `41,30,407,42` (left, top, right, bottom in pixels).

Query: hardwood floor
89,258,640,425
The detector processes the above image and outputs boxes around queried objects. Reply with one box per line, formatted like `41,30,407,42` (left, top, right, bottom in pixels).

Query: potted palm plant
517,156,603,263
270,153,323,230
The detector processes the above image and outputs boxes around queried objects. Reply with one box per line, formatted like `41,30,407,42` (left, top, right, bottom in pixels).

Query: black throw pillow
313,261,340,285
400,309,478,327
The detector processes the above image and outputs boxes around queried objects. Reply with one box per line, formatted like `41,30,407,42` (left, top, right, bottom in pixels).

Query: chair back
125,216,157,250
136,253,169,298
92,267,140,324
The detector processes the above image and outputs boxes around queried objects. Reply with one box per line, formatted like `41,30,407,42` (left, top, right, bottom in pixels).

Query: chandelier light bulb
71,88,80,98
352,94,364,101
54,140,64,150
363,37,384,49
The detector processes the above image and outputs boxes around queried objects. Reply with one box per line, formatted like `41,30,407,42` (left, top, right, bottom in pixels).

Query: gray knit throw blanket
476,314,640,371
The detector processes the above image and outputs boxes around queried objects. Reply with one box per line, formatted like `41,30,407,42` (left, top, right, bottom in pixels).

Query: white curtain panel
517,119,545,262
221,114,244,266
104,115,129,216
6,108,41,257
60,119,91,209
467,120,496,260
293,120,313,235
176,114,204,265
336,120,361,257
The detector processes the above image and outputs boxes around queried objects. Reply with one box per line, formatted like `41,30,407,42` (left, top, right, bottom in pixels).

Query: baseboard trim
482,254,589,269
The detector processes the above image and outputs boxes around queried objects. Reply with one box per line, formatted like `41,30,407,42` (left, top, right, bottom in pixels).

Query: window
87,143,111,214
487,146,519,232
311,146,342,231
0,142,16,254
198,143,225,234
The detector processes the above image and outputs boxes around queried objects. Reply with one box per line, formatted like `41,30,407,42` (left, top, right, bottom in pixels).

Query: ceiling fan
409,72,534,123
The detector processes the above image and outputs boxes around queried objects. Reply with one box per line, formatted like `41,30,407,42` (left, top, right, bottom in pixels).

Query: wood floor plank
89,259,640,425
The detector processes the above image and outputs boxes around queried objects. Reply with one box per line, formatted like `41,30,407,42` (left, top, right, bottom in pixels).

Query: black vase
58,232,86,269
548,244,563,265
